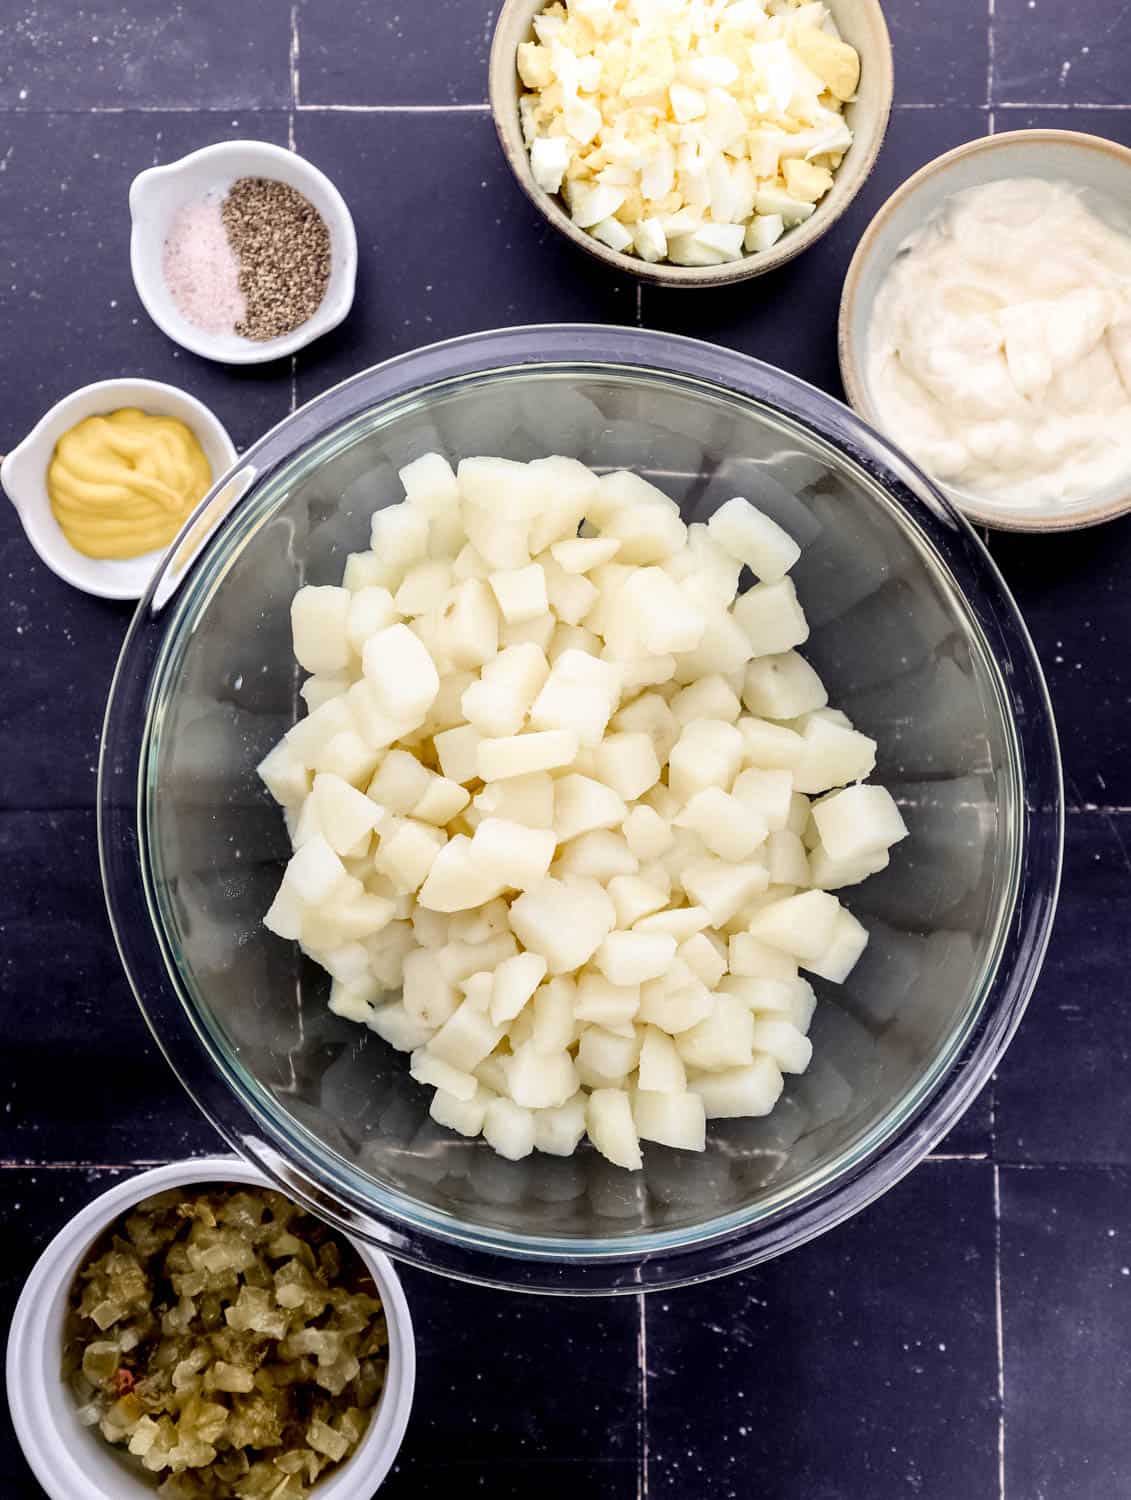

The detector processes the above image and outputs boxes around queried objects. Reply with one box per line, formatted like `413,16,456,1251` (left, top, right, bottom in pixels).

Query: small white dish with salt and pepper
129,139,358,365
1,377,237,600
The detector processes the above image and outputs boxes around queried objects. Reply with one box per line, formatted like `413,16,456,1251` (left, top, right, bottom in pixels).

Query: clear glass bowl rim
99,324,1063,1294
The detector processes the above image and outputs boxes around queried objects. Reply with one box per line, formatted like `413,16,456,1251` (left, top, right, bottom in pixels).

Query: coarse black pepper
221,177,331,342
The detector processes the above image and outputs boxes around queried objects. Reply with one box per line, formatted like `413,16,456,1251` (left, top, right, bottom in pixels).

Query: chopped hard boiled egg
259,451,906,1171
516,0,859,266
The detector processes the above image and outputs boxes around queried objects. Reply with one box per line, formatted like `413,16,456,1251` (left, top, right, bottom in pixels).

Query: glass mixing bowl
100,326,1062,1294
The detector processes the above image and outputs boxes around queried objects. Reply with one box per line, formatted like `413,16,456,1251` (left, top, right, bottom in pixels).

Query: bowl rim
838,127,1131,533
487,0,894,287
0,377,239,601
5,1155,415,1500
98,324,1063,1294
128,139,358,366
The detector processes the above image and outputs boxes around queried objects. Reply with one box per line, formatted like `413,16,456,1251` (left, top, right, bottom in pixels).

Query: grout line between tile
993,1164,1006,1500
636,1292,650,1500
290,3,301,111
987,0,996,112
998,100,1131,110
295,102,491,113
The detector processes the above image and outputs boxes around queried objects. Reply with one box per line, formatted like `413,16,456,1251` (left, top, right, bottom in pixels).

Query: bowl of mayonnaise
839,129,1131,532
1,378,238,599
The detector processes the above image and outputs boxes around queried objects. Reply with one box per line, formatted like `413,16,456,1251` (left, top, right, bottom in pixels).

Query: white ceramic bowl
839,129,1131,532
6,1156,415,1500
129,140,358,364
1,378,238,600
489,0,893,286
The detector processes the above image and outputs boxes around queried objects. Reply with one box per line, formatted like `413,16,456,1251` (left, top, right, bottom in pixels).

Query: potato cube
402,948,460,1030
400,450,459,511
283,834,352,907
342,550,388,591
344,682,412,757
362,623,440,724
311,727,381,787
606,566,707,657
727,932,800,980
724,975,817,1033
676,993,755,1070
534,1093,588,1156
428,1000,506,1070
469,817,557,891
550,537,621,573
370,503,429,578
418,834,501,912
474,772,555,830
681,857,769,926
555,829,639,883
502,1045,579,1110
258,742,311,808
433,724,484,785
622,804,675,861
310,772,381,854
367,749,431,814
367,1000,436,1053
437,578,500,669
751,1018,813,1074
264,884,304,941
286,696,355,764
328,974,381,1023
748,889,841,960
604,499,687,564
607,874,669,929
767,829,811,887
300,674,351,714
413,774,471,826
374,818,446,893
528,649,621,747
586,1088,643,1170
410,1049,478,1101
554,773,628,843
633,1091,706,1152
291,585,352,675
594,931,677,986
548,623,601,663
543,558,599,626
483,1097,536,1160
733,577,809,657
533,977,578,1053
690,1056,784,1118
574,972,641,1030
429,1082,491,1137
708,496,800,581
478,729,579,781
490,951,549,1024
807,842,889,891
488,563,549,625
806,907,869,983
736,715,805,770
509,876,616,973
637,976,713,1033
732,768,795,833
742,651,827,720
461,643,549,738
679,932,727,988
632,906,711,941
637,1025,687,1093
593,732,662,801
811,785,908,862
668,719,744,803
791,717,877,794
671,609,753,685
670,674,742,727
675,787,768,861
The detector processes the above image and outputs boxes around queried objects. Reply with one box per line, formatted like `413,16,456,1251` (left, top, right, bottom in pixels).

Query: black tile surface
291,109,634,404
2,0,1130,1495
995,814,1131,1167
0,2,292,109
646,1162,999,1500
999,1164,1131,1500
298,0,494,106
994,0,1131,105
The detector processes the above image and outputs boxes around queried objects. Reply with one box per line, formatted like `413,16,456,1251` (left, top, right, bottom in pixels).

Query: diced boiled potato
510,876,616,973
418,835,501,912
286,696,355,764
310,772,381,854
543,558,599,626
622,804,676,861
748,889,841,960
708,496,801,582
675,786,768,861
681,857,769,927
428,1000,506,1070
429,1083,492,1137
474,772,555,830
401,948,460,1031
490,951,549,1024
676,992,755,1070
436,933,517,985
483,1097,536,1160
470,817,557,891
488,563,549,624
502,1045,579,1109
500,611,556,652
526,455,600,553
577,1025,642,1087
438,578,500,669
638,975,713,1033
670,674,742,726
791,716,877,794
328,975,380,1023
264,884,304,941
728,931,800,980
638,1025,687,1092
743,652,827,720
478,730,579,781
586,1088,643,1170
593,732,661,801
805,907,869,983
555,773,628,843
534,1093,588,1156
433,724,485,785
574,972,641,1030
531,978,578,1054
594,930,678,985
679,931,727,988
461,643,549,738
548,622,601,662
362,623,440,723
371,503,429,580
283,834,353,907
400,450,460,512
633,1090,706,1152
367,749,431,814
690,1056,784,1118
311,727,381,786
668,719,744,803
737,715,805,770
551,537,621,573
751,1018,813,1074
395,559,454,615
342,550,387,591
608,874,669,929
413,774,470,826
605,566,707,656
555,828,639,882
807,841,889,891
733,577,809,657
410,1048,478,1101
732,767,794,831
368,1000,437,1053
671,609,753,685
811,785,909,861
301,674,352,714
724,974,818,1033
258,742,311,808
291,585,352,675
374,817,446,894
529,649,621,746
767,829,811,887
632,905,711,941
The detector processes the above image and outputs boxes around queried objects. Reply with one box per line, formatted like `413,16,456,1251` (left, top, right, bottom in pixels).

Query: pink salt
162,191,246,336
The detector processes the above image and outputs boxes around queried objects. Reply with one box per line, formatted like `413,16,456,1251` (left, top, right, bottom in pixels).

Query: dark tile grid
2,0,1130,1496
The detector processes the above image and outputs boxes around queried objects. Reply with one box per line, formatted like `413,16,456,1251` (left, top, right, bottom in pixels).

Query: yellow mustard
47,408,212,560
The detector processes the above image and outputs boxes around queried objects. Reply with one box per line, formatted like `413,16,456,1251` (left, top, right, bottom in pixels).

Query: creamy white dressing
867,178,1131,507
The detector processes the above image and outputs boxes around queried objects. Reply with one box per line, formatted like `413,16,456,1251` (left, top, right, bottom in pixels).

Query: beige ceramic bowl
839,129,1131,533
489,0,893,287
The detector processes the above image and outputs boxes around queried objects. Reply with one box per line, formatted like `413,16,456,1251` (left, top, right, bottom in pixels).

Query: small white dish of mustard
1,378,237,600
